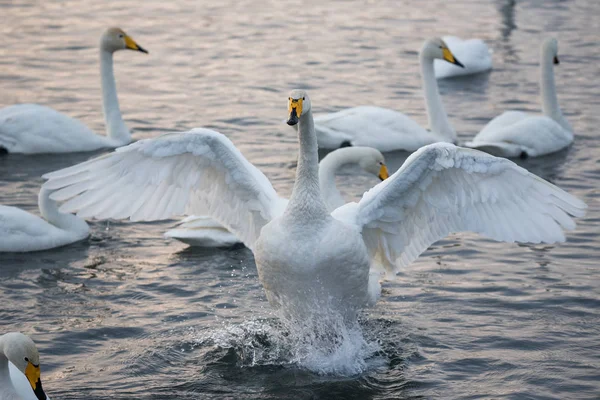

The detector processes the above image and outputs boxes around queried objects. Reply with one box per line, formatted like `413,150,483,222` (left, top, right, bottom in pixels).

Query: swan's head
542,38,560,65
101,27,148,54
1,332,47,400
354,147,389,181
287,89,312,126
421,38,464,68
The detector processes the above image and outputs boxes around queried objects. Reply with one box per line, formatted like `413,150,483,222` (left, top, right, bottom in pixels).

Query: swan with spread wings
42,89,586,320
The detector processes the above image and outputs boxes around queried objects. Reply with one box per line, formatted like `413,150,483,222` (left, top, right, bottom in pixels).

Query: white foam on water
194,310,382,376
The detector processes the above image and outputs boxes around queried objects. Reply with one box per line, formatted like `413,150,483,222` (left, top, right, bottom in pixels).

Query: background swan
42,90,585,323
0,27,147,154
1,332,49,400
164,147,389,247
0,187,89,252
465,38,572,158
312,37,464,152
434,36,492,79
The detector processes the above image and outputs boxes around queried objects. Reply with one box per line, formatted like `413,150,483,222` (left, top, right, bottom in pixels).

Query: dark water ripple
1,0,600,398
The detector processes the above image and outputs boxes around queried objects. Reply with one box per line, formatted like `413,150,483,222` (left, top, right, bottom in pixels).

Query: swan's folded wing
42,128,286,248
476,111,530,137
332,143,586,275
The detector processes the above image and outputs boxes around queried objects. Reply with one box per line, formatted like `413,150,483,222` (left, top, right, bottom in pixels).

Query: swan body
465,38,573,158
164,216,241,247
313,37,464,152
0,332,49,400
0,27,148,154
42,90,585,322
165,146,388,247
434,36,492,79
0,187,89,252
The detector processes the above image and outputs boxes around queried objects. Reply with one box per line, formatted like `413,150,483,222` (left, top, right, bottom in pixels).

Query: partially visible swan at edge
465,38,572,158
0,187,89,252
42,89,586,322
434,36,492,79
1,332,49,400
312,37,464,152
0,27,148,154
165,146,390,247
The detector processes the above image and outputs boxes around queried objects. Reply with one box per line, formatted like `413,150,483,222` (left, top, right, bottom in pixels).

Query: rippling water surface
1,0,599,398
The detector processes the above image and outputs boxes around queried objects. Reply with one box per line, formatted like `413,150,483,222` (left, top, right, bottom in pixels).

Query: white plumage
44,129,287,249
165,146,388,247
333,143,586,275
0,187,89,253
164,215,242,247
312,37,464,152
0,332,50,400
465,38,573,157
0,27,147,154
42,90,585,322
434,36,492,79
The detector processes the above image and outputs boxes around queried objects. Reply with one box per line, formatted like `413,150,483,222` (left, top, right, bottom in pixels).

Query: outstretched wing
332,143,586,275
42,128,286,249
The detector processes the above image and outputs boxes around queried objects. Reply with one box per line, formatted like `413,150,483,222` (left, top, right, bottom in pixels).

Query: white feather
42,129,285,250
332,143,586,276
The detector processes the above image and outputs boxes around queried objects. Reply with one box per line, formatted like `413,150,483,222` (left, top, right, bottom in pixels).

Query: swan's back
478,111,530,137
0,205,84,252
0,104,110,153
467,115,573,157
315,106,438,151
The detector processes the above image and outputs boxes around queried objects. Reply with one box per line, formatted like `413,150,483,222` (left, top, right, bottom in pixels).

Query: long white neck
540,49,571,132
286,109,329,220
420,52,457,142
0,337,15,394
319,148,366,211
100,49,131,145
39,187,89,235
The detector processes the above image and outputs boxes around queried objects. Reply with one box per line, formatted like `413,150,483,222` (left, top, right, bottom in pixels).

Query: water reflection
496,0,519,63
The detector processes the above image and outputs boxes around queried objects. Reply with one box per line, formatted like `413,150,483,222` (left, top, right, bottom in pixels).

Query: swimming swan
0,27,147,154
312,37,464,152
0,187,89,252
434,36,492,79
0,332,49,400
41,90,585,321
465,38,572,158
164,146,389,247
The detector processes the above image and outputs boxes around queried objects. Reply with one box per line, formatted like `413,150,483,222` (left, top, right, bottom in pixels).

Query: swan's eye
302,97,305,100
288,97,291,100
24,357,29,362
119,34,124,39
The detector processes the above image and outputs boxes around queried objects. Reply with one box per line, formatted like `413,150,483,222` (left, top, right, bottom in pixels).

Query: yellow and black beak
378,164,389,181
25,362,47,400
554,55,559,65
442,46,464,68
287,97,303,126
124,35,148,54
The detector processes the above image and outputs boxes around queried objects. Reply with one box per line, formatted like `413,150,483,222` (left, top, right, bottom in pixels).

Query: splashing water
195,310,383,376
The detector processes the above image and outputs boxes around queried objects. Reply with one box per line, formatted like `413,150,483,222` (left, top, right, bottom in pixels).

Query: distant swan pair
315,37,573,158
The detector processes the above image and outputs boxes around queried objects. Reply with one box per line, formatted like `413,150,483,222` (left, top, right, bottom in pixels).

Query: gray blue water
1,0,599,398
